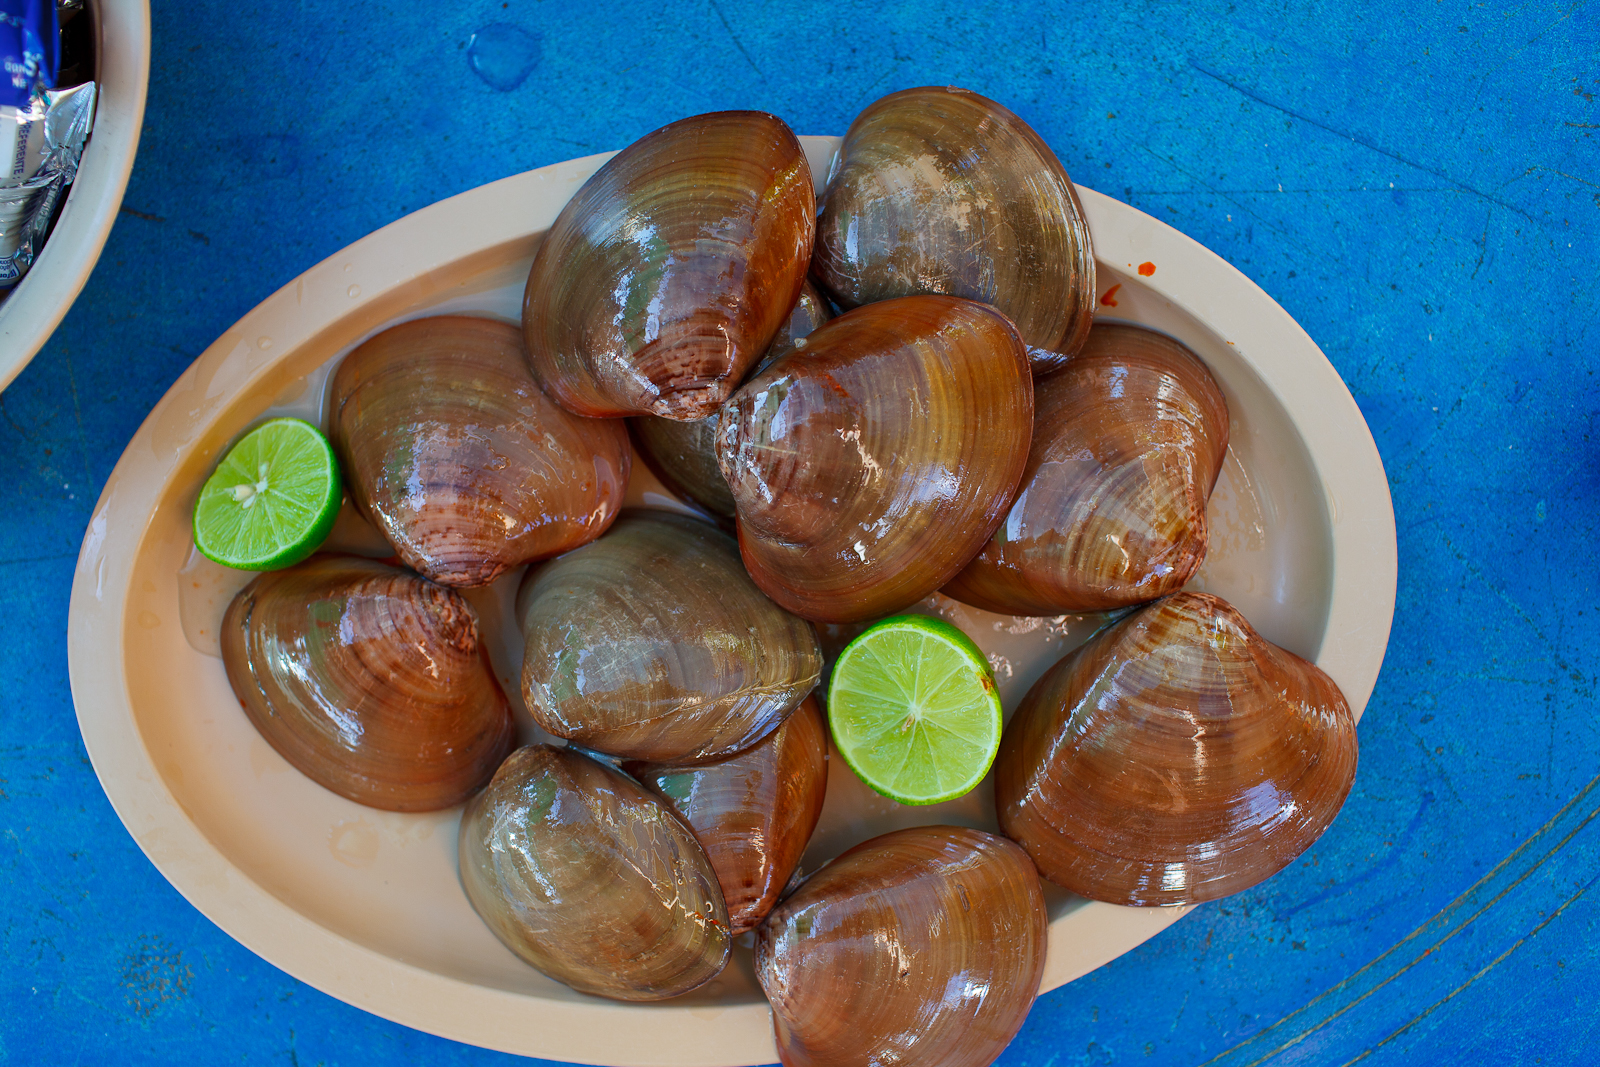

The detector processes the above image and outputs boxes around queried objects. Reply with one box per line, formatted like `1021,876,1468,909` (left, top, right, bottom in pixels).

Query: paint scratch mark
120,935,194,1017
1470,208,1492,280
1188,62,1536,222
1195,776,1600,1067
1272,792,1435,924
707,0,765,81
1135,144,1317,258
1536,166,1600,190
1338,871,1599,1066
62,351,91,484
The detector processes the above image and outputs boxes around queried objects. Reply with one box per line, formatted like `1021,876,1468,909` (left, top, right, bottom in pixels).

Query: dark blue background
3,1,1597,1063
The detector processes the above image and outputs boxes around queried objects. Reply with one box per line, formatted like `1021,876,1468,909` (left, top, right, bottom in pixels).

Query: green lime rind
827,613,1003,806
192,417,342,571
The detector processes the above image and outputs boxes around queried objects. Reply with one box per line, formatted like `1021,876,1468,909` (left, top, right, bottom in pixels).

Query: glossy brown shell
630,281,834,524
755,825,1047,1067
516,511,822,762
945,323,1230,615
522,111,815,420
813,85,1096,372
459,745,731,1000
717,295,1034,623
220,556,515,811
327,315,631,587
995,592,1358,906
625,696,828,934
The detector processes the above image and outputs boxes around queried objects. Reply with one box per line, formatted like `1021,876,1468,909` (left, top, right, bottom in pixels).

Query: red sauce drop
1138,262,1157,276
1100,284,1122,307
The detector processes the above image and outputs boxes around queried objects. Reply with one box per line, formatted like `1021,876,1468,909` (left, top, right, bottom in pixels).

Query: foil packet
0,0,95,287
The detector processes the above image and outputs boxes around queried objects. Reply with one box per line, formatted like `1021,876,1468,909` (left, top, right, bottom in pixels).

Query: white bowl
67,138,1397,1067
0,0,150,392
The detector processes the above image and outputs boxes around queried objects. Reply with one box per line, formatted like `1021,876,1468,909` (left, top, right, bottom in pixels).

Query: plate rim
67,136,1397,1066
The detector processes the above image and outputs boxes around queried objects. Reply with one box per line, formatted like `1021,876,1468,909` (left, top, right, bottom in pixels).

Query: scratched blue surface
3,1,1597,1064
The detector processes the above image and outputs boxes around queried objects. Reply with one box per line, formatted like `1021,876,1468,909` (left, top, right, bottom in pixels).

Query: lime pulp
192,417,342,570
826,614,1003,806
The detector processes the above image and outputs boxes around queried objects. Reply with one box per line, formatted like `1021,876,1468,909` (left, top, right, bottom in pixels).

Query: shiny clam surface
220,556,515,811
946,323,1230,615
626,695,828,935
756,825,1047,1067
717,294,1034,623
327,316,631,587
752,277,835,373
522,110,815,420
813,85,1096,371
516,511,822,762
630,280,834,524
995,592,1357,907
459,745,731,1000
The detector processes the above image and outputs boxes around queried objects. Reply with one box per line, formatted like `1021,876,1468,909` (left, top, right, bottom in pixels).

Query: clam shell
755,825,1046,1067
328,315,631,588
220,556,515,811
813,85,1095,371
995,592,1358,906
459,745,731,1000
752,277,836,374
625,696,828,934
516,511,822,762
630,281,833,524
522,111,815,420
945,323,1229,615
717,294,1034,623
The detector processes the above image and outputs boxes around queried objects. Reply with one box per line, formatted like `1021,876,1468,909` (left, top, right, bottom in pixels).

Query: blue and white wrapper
0,0,57,109
0,0,93,287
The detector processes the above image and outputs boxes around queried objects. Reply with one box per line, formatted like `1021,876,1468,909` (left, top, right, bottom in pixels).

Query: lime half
193,417,342,570
827,614,1003,805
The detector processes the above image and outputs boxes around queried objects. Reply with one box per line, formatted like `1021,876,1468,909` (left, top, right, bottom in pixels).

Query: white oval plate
68,137,1396,1067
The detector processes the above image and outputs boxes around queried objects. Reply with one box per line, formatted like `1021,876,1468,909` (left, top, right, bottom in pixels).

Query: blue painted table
3,2,1596,1063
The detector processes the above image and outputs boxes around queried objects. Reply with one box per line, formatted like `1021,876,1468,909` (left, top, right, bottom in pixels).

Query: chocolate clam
752,277,836,371
626,696,828,934
328,315,630,588
995,592,1357,906
814,85,1096,372
459,744,731,1000
756,825,1047,1067
630,280,833,524
516,511,822,762
945,323,1230,615
221,556,515,811
523,110,815,420
717,294,1033,623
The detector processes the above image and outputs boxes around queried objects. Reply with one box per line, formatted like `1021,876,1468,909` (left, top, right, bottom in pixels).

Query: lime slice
192,417,342,570
827,614,1003,806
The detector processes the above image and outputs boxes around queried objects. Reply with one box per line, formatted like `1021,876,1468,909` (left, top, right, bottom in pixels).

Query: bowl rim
67,137,1397,1066
0,0,152,394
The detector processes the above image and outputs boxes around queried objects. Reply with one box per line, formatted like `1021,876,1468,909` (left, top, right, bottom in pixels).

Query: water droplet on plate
257,336,273,350
348,284,361,298
329,819,380,868
467,23,543,91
